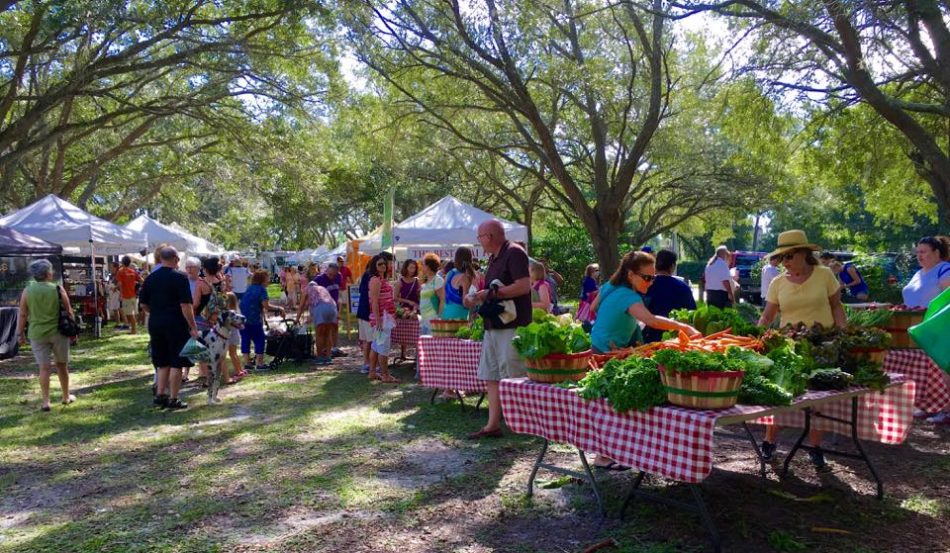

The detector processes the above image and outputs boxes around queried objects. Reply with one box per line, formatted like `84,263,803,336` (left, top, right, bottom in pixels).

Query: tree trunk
587,208,622,276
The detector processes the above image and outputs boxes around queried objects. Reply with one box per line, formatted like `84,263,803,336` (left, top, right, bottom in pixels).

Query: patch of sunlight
304,404,402,441
900,494,947,517
0,521,65,549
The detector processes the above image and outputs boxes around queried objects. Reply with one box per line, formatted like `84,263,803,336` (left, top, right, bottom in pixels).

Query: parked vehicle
729,251,767,303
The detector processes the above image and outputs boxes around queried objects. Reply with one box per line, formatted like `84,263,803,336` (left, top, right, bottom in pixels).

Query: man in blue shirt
642,249,696,343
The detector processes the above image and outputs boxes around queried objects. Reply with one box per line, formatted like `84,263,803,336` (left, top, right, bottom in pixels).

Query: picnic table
884,349,949,414
500,375,915,553
417,336,486,409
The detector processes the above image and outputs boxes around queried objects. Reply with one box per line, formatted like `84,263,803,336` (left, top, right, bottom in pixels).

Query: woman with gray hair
15,259,75,411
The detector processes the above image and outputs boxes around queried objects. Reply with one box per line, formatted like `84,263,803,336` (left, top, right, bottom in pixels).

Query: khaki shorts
30,333,70,366
477,327,525,381
121,298,138,316
358,319,373,342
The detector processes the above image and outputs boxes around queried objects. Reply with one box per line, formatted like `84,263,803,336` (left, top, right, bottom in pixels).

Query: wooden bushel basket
525,350,593,383
885,311,924,349
659,367,745,409
430,319,470,337
848,347,887,366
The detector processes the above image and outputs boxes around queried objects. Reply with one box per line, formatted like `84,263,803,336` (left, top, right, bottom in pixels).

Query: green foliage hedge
676,261,706,284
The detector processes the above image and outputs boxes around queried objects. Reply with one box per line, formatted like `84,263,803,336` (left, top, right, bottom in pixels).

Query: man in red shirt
116,256,143,334
337,256,353,288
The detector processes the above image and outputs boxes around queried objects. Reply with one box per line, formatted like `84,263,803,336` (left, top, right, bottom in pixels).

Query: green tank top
26,281,61,340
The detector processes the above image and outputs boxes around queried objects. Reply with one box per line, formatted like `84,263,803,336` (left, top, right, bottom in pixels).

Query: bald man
464,220,532,439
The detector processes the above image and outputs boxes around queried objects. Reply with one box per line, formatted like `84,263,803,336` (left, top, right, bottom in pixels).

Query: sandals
368,373,382,381
380,375,400,384
61,394,76,405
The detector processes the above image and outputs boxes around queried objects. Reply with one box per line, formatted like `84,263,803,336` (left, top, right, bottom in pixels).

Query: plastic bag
909,301,950,372
180,337,211,362
924,287,950,321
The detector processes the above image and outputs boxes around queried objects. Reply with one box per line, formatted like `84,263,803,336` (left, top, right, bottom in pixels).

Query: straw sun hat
768,230,822,259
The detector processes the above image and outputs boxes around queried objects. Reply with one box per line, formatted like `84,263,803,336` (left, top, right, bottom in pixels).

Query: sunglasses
636,273,655,282
781,252,798,261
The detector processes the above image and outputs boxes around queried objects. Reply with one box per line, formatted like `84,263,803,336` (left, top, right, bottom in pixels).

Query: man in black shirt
465,220,531,439
139,247,199,410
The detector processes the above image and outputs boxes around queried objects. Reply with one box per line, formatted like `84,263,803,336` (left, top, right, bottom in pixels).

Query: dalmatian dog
201,310,246,405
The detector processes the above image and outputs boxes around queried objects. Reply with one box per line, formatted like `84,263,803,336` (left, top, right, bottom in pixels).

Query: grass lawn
0,329,948,552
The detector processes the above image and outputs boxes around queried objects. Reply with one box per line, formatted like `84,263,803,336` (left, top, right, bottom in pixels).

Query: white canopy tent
0,195,149,337
168,223,226,255
393,196,528,247
126,215,223,256
0,195,147,255
353,225,386,255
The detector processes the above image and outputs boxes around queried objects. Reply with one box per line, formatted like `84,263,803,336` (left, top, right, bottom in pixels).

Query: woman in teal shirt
590,251,698,353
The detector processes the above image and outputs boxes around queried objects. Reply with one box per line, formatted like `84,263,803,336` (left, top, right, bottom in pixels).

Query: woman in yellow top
757,230,846,470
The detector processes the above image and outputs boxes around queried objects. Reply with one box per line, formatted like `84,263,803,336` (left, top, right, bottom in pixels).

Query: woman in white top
703,245,734,309
902,236,950,308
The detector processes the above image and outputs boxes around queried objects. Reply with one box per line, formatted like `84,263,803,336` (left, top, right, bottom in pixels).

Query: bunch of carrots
633,328,765,356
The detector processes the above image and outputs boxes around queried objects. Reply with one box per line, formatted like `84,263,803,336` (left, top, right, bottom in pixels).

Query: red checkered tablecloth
500,375,914,484
884,349,950,414
391,316,420,347
748,374,915,444
417,336,486,393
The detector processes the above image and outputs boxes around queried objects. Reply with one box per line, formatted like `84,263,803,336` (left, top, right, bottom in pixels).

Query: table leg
527,439,549,497
429,389,438,405
577,449,604,516
455,390,468,413
619,471,646,521
524,440,605,516
782,407,812,477
619,474,720,553
692,485,722,553
847,396,884,499
474,393,485,411
741,422,768,479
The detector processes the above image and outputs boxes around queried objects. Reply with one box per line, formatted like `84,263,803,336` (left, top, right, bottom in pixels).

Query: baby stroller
264,318,313,370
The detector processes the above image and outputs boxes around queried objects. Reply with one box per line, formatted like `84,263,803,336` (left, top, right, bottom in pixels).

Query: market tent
0,226,63,256
127,215,223,255
393,195,528,246
168,222,225,255
0,195,147,255
353,225,386,255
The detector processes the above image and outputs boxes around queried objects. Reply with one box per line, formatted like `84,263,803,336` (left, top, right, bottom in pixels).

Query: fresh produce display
761,324,890,392
454,317,484,341
652,348,747,373
512,309,591,359
634,330,765,356
844,306,893,328
668,305,762,337
807,368,854,391
739,375,794,406
852,361,891,392
577,356,666,412
395,306,416,319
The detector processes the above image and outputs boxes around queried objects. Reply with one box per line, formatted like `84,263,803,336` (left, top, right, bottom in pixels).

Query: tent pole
90,241,101,338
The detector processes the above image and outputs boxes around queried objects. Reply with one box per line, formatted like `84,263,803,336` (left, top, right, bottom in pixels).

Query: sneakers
359,364,370,374
331,348,345,357
165,398,188,410
153,394,169,408
760,440,777,461
316,356,332,366
253,364,271,372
